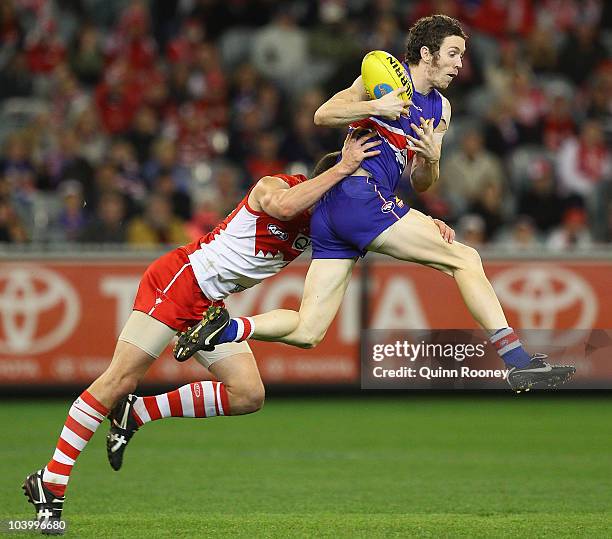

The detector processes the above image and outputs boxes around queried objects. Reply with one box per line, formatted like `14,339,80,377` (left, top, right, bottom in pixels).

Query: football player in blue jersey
176,15,575,393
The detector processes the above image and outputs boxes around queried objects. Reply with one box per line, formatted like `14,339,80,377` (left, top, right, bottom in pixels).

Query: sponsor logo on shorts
292,233,311,251
381,201,396,214
267,223,288,241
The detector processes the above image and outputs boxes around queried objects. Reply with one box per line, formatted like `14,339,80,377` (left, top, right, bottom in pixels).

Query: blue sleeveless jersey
351,63,443,192
310,64,445,260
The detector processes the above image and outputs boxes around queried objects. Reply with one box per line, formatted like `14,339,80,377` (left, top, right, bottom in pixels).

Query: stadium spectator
127,193,188,247
126,107,159,164
69,23,104,86
95,61,143,134
516,158,565,233
524,24,558,74
557,24,607,85
245,131,287,186
79,190,127,244
556,119,611,201
482,94,522,157
151,172,192,221
72,105,109,166
0,133,37,202
547,206,594,250
542,93,576,151
107,139,147,204
0,52,33,99
39,128,94,193
24,18,66,74
105,1,157,73
504,216,541,250
281,108,331,169
467,180,506,241
0,196,27,243
49,179,89,242
142,138,192,193
251,9,309,93
584,68,612,128
0,0,24,57
441,127,505,214
456,214,486,248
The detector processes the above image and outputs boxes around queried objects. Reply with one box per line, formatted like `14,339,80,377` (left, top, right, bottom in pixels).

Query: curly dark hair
404,14,467,65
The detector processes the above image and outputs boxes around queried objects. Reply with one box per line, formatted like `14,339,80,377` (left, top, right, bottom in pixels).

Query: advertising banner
0,258,610,388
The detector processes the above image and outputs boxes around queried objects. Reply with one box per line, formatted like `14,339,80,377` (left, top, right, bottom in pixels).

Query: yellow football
361,50,413,103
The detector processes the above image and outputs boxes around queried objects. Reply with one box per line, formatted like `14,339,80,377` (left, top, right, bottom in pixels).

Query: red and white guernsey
181,174,311,301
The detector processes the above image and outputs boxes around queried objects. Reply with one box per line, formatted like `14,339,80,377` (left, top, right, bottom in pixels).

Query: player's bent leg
25,311,172,528
370,209,576,390
129,342,263,425
370,209,508,330
260,258,356,348
173,259,356,355
104,311,177,470
205,347,265,415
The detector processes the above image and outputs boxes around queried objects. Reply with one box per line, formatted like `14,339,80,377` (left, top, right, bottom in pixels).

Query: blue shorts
311,175,410,259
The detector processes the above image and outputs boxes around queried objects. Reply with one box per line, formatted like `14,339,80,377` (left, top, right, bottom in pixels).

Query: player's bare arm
249,130,381,220
314,77,411,127
408,96,451,192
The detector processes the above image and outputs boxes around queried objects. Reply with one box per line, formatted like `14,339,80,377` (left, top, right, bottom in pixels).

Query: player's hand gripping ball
361,50,413,103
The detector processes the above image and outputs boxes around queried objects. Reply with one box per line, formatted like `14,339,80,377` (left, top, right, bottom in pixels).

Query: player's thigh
104,311,176,380
297,258,356,338
370,209,476,275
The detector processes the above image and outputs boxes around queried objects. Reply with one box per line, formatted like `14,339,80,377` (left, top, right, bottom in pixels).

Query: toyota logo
492,266,597,346
0,266,80,355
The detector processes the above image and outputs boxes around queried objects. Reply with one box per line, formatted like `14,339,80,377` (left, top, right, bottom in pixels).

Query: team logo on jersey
381,201,396,214
267,223,288,241
394,196,405,208
292,233,311,251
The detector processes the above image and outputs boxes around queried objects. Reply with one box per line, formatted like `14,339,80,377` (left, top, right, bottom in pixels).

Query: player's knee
228,382,265,414
101,368,139,402
245,383,265,413
457,243,484,272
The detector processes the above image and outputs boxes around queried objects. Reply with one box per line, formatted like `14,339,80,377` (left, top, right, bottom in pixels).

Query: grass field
2,396,611,538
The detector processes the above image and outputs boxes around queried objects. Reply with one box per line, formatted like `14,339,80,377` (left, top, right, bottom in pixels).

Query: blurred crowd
0,0,611,250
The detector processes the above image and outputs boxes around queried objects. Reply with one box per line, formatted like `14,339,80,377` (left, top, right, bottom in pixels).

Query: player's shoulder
252,174,306,200
434,90,452,130
268,173,308,187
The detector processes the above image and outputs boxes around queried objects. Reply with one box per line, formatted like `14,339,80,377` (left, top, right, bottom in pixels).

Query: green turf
1,397,611,537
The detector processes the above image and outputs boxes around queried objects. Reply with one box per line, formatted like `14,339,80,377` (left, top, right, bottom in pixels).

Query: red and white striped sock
42,390,109,497
131,381,230,425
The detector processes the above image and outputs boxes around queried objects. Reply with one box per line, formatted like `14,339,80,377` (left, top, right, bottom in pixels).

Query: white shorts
118,310,253,368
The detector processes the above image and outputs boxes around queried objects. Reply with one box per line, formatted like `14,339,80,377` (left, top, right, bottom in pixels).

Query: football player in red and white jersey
21,130,386,529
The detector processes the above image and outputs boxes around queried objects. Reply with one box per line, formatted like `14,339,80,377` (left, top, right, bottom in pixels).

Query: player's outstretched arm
250,130,381,221
314,77,410,127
